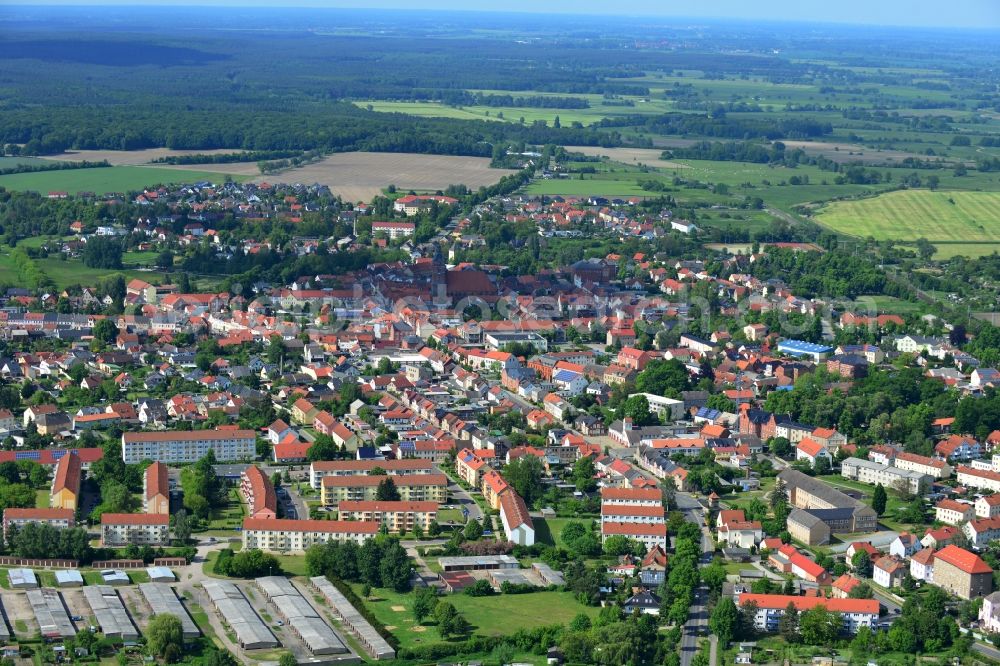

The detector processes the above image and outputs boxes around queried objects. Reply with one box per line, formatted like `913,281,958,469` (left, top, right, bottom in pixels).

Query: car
71,616,83,622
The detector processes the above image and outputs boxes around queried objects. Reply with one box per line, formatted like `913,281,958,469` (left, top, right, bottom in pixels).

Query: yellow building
321,474,448,507
50,452,82,512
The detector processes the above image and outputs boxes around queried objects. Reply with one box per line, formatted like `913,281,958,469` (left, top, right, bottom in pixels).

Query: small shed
8,568,37,589
146,566,176,583
101,570,130,586
55,570,84,587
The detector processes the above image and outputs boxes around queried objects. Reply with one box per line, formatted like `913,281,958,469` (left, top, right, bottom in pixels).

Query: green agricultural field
816,190,1000,246
0,166,248,195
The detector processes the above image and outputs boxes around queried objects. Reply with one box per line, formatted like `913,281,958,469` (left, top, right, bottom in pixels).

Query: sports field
0,166,248,195
815,190,1000,242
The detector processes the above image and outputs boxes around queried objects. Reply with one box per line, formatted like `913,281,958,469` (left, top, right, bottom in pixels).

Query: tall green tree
872,483,887,516
709,597,740,646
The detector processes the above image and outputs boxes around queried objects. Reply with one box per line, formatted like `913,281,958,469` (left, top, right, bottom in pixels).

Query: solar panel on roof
16,451,40,460
51,450,66,459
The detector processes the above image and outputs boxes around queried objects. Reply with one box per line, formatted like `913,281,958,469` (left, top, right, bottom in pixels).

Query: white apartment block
100,514,170,546
840,457,930,495
121,429,256,464
241,518,379,554
893,452,952,479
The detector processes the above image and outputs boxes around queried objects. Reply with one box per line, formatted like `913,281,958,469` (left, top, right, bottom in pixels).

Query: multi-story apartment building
3,508,74,535
935,499,975,526
599,487,662,507
309,459,434,490
601,521,668,551
481,470,510,510
840,457,931,495
600,504,667,525
121,428,256,464
144,462,169,515
894,451,952,479
337,501,437,533
737,594,878,634
240,465,277,520
957,466,1000,494
241,518,379,554
101,513,170,546
321,474,448,507
456,448,489,487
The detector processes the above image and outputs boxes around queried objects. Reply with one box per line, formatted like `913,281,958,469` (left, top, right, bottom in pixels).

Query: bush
464,579,495,597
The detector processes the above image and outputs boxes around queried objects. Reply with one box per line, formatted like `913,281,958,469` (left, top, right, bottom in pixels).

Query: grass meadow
815,190,1000,242
0,166,248,195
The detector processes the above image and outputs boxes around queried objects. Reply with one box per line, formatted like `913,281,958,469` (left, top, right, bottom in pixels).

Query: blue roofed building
777,339,833,362
552,369,588,397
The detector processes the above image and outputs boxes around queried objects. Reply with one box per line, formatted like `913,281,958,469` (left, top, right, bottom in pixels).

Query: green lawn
534,517,594,549
204,489,246,531
351,583,597,649
0,166,249,195
35,489,49,509
273,555,308,577
437,508,465,524
815,189,1000,242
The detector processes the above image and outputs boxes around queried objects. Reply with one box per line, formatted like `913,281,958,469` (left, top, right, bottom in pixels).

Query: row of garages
254,576,348,656
202,580,279,650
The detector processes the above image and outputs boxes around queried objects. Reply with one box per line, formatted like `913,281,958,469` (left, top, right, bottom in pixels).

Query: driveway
447,479,483,522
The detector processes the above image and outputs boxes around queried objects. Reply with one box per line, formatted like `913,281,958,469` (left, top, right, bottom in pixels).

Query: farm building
146,566,176,583
101,570,130,586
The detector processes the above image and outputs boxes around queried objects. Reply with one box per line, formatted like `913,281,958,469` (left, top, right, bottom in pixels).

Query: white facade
121,430,256,464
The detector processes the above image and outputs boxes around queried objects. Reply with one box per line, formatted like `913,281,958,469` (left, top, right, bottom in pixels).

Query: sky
4,0,1000,29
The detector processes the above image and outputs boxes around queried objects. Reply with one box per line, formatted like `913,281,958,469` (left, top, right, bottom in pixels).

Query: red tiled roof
738,593,878,614
243,465,277,517
242,518,380,533
145,462,168,500
934,544,993,574
3,508,74,522
101,513,169,526
602,522,668,537
600,487,661,502
499,490,533,530
52,452,81,496
0,448,103,466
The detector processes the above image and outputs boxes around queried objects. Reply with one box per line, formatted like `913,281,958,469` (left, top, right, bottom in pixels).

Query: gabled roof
934,544,993,574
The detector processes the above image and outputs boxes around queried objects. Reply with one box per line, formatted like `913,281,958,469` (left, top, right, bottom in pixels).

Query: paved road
972,639,1000,662
447,479,483,522
676,491,714,666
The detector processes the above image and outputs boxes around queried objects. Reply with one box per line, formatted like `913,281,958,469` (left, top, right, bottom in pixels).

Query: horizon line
2,3,1000,32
